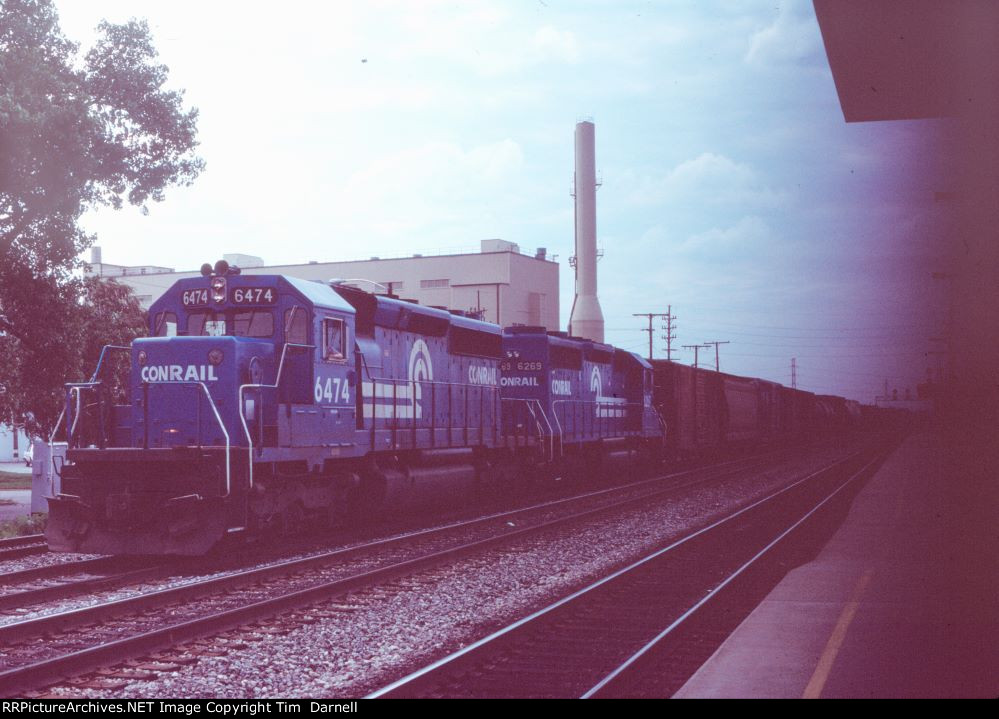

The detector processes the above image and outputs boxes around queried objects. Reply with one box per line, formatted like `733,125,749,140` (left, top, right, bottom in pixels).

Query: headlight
211,276,227,303
137,350,148,366
208,348,224,366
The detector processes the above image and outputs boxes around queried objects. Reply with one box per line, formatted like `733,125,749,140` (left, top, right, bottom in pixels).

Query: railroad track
0,449,792,624
367,445,891,698
0,559,170,613
0,447,820,696
0,535,47,561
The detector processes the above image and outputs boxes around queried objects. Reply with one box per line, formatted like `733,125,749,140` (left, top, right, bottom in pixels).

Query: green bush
0,514,47,539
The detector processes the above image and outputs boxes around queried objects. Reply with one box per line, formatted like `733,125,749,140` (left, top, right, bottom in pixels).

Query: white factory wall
92,247,560,331
0,423,30,463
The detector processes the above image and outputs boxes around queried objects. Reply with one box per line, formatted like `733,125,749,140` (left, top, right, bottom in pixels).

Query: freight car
45,264,663,555
649,360,861,461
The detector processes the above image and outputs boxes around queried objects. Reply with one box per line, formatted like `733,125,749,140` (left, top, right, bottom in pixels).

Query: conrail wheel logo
408,339,434,384
590,366,603,399
407,339,433,420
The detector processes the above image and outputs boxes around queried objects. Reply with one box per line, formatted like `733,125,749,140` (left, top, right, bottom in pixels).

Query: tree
0,0,202,435
0,277,147,437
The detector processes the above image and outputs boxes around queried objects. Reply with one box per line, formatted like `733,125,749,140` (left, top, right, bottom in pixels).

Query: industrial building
87,239,560,331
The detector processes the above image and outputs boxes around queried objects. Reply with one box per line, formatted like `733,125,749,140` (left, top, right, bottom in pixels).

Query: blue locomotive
46,263,663,554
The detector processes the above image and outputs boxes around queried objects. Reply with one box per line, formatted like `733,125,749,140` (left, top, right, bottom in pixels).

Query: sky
52,0,951,402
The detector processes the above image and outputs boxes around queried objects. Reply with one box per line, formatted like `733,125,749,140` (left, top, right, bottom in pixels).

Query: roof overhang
813,0,998,122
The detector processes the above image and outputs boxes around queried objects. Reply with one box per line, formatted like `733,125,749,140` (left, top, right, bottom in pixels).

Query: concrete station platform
675,430,999,698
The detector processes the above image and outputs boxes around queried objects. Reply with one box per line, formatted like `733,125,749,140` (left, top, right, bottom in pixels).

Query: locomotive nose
132,336,241,448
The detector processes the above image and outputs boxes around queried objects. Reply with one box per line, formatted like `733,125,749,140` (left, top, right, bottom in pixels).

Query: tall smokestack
568,120,604,343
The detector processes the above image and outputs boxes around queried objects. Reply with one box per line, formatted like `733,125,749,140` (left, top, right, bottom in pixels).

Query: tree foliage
0,0,202,435
0,278,146,436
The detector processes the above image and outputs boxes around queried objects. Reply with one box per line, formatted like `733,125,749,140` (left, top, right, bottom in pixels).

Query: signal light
211,276,227,303
208,348,224,366
200,263,212,277
214,259,230,276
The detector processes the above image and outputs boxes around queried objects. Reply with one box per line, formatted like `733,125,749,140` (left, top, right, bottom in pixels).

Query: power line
682,343,711,369
703,340,730,372
632,311,671,361
662,305,677,361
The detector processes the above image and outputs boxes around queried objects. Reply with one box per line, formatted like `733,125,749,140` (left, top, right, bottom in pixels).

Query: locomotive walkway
675,429,999,698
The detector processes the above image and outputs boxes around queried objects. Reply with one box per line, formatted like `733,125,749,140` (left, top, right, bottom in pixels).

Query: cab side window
322,317,346,361
153,312,177,337
284,307,308,345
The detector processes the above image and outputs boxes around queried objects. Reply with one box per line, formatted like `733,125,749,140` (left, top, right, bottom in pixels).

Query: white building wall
0,423,30,463
100,247,561,330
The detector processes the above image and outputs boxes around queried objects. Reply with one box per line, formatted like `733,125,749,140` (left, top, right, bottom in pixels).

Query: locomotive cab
47,268,358,554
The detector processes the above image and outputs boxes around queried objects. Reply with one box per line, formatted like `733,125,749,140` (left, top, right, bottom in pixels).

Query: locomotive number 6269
500,360,543,371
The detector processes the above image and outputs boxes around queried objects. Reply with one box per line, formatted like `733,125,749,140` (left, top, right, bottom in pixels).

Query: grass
0,471,31,491
0,513,46,539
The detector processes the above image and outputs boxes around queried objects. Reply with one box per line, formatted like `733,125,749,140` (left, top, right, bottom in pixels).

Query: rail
238,342,315,489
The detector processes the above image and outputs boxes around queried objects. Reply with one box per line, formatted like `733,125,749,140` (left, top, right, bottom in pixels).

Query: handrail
524,398,555,460
652,405,667,444
88,345,131,383
59,376,234,495
238,342,315,489
364,375,502,415
48,407,68,482
551,399,645,446
54,344,131,450
363,376,503,450
66,385,84,443
144,380,232,497
48,409,66,446
498,397,553,460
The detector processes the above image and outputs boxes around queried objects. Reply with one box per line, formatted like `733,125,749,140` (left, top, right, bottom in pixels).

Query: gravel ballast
37,446,858,699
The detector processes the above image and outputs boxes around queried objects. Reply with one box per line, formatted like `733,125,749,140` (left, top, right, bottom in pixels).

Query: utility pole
633,312,670,361
683,343,710,369
703,340,730,372
791,357,797,389
662,305,677,361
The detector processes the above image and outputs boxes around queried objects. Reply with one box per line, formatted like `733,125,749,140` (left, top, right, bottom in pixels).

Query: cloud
676,215,771,257
532,26,581,65
384,4,583,77
325,139,528,240
624,152,787,211
745,1,826,69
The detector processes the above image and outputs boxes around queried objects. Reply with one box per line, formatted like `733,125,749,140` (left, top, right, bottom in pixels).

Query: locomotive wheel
281,501,305,535
348,466,387,518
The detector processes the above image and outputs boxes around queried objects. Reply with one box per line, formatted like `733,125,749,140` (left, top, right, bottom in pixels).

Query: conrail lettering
500,376,540,387
140,365,219,382
468,365,498,385
552,378,572,396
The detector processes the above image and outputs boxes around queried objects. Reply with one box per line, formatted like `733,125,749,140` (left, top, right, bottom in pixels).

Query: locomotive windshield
186,310,274,338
